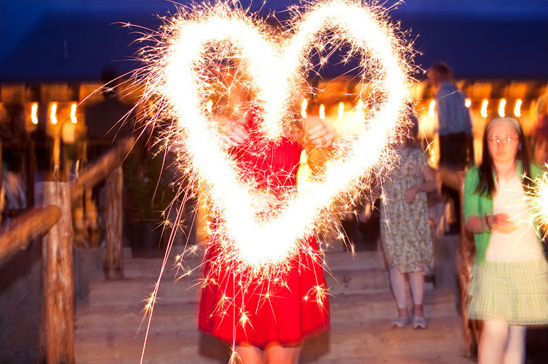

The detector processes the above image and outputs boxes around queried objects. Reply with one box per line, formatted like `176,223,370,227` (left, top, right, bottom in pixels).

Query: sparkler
135,0,413,361
141,0,411,270
526,168,548,238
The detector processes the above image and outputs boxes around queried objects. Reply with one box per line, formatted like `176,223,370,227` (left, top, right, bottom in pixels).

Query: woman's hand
220,115,249,146
488,213,518,233
405,185,419,204
405,166,437,204
251,190,279,213
303,116,334,148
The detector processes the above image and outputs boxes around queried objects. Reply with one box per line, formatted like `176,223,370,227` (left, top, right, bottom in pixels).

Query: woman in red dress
198,75,332,364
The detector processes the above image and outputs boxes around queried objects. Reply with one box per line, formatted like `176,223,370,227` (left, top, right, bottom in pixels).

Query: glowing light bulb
301,99,308,119
465,98,471,108
428,100,436,119
481,99,489,118
50,103,58,125
70,103,78,124
338,102,344,119
498,98,506,118
514,99,522,117
31,103,38,125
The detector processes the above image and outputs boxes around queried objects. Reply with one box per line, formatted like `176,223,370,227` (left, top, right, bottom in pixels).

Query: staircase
75,236,475,364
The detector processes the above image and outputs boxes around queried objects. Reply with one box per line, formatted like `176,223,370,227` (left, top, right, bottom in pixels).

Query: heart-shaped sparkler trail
147,0,411,270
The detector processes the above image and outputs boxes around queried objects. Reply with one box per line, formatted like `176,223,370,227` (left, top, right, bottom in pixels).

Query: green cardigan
463,161,545,263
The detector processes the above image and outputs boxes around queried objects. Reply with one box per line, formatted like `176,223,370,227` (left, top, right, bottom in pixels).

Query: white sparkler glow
135,2,414,362
142,0,411,271
526,169,548,238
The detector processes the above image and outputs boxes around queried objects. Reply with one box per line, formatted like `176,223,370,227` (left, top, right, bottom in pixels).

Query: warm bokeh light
525,169,548,238
319,103,326,120
31,103,38,125
50,102,58,125
498,98,506,117
338,101,344,119
514,99,522,117
428,99,436,119
301,99,308,119
70,103,78,124
465,98,471,108
481,99,489,118
206,99,213,114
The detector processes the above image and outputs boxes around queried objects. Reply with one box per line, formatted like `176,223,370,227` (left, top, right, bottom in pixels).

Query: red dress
198,109,330,348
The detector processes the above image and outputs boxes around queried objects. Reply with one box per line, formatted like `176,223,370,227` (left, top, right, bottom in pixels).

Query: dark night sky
1,0,547,82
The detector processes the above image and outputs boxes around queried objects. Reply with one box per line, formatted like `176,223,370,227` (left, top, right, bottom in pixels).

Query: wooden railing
0,136,134,364
439,167,481,358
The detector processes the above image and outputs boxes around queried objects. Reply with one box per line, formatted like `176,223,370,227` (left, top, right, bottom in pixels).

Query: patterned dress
380,147,434,274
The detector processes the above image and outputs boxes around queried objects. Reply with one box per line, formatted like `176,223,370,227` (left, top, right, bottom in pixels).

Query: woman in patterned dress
380,115,436,329
463,116,548,364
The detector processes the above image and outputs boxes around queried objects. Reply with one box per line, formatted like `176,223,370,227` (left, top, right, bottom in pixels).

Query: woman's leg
408,271,425,317
233,345,265,364
264,344,302,364
389,266,408,317
503,325,526,364
479,320,508,364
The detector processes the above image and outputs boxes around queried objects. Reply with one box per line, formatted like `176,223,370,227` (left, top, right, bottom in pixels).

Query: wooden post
104,166,124,280
39,182,75,364
455,170,482,357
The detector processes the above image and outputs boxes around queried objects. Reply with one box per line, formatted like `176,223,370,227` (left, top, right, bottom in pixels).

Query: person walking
463,116,548,364
427,62,473,231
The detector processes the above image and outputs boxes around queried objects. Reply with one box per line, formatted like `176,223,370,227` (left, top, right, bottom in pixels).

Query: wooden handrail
71,136,134,202
0,205,62,261
0,137,134,262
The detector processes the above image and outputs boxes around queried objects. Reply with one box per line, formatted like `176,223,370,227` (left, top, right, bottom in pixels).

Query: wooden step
120,249,387,280
86,265,394,307
76,299,471,364
77,288,457,338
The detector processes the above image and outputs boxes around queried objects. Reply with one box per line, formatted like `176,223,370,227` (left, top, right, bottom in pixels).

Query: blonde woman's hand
219,116,249,146
303,116,334,148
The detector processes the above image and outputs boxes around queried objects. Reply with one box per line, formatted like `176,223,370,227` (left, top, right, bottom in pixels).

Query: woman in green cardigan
463,116,548,364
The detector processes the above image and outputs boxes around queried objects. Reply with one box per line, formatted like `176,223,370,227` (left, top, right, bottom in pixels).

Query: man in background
427,62,473,232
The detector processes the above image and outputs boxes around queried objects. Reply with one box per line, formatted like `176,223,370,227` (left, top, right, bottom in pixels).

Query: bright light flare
301,99,308,119
428,99,436,119
136,2,412,360
206,99,214,114
142,0,411,270
70,103,78,124
319,104,326,119
481,99,489,118
498,98,506,117
31,103,38,125
526,169,548,238
465,98,471,108
50,103,58,125
514,99,522,117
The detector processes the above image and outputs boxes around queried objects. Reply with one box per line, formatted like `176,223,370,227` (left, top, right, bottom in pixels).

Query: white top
486,174,543,262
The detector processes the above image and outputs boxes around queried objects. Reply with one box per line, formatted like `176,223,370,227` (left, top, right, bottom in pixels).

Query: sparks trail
525,167,548,238
131,1,414,362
